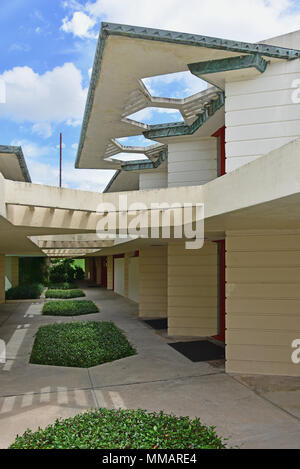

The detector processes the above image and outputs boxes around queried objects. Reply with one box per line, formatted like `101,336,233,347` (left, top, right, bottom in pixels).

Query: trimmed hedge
42,300,99,317
47,282,76,290
45,289,85,299
5,283,44,300
30,321,136,368
9,408,227,449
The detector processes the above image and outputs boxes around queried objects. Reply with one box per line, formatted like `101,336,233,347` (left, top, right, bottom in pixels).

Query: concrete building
1,24,300,377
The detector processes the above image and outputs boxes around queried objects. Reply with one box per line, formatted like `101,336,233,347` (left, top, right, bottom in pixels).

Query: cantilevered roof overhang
0,146,31,183
76,22,300,170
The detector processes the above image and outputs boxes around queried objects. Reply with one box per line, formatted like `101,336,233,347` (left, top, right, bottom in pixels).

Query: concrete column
11,257,19,288
107,256,113,290
226,230,300,376
124,253,129,298
85,258,93,280
96,258,102,285
0,255,5,304
168,241,218,337
139,246,167,318
84,259,89,279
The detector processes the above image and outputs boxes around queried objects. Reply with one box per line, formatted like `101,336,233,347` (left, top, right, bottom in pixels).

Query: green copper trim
121,148,168,171
188,54,268,76
75,22,300,169
144,92,225,139
0,145,31,182
102,23,300,60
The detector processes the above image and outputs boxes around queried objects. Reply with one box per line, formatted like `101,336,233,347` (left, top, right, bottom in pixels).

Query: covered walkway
0,284,300,448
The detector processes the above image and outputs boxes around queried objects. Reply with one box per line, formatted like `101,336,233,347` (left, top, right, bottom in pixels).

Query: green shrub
49,259,75,284
6,283,44,300
47,282,76,290
19,258,48,285
74,266,84,280
9,408,226,449
42,300,99,317
45,289,85,299
30,321,136,368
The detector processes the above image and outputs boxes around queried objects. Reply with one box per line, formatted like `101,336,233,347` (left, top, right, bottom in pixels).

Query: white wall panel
128,257,139,303
114,258,125,296
168,138,217,188
225,57,300,172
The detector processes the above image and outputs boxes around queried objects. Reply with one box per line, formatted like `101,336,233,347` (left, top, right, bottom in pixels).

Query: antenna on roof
59,132,62,188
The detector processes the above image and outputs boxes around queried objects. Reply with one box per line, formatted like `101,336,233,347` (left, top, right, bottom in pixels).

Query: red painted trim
213,240,226,343
212,125,226,176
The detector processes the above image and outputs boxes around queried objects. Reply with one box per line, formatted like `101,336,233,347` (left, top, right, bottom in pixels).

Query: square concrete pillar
95,257,102,285
124,253,129,298
139,246,167,318
0,255,5,304
226,230,300,376
107,256,113,290
168,242,218,337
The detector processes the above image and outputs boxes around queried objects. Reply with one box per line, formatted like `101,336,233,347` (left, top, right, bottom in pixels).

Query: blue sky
1,0,300,192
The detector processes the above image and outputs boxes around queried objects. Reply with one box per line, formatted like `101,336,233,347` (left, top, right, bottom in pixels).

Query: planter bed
30,321,136,368
45,289,85,299
10,408,227,449
42,300,99,316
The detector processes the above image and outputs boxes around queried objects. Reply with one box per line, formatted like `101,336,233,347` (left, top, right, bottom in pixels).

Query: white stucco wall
114,258,125,296
139,172,168,190
128,256,140,303
225,57,300,172
168,138,217,187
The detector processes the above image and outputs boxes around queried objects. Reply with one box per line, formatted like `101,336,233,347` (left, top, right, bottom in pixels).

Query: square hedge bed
30,321,136,368
45,289,85,299
6,283,44,300
42,300,99,317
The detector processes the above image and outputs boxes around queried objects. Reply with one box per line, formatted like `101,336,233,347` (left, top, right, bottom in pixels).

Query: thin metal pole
59,132,62,188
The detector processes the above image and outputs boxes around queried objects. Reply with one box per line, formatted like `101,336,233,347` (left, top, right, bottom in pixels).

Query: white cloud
0,63,87,125
83,0,300,42
61,11,97,38
11,138,114,192
11,139,54,159
32,122,52,138
66,118,82,127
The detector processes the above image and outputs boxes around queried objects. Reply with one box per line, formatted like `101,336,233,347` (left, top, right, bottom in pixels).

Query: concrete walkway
1,285,300,449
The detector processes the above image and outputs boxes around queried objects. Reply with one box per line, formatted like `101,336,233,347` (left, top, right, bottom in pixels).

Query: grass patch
30,321,136,368
47,282,76,290
9,408,226,449
6,283,43,300
45,289,85,299
42,300,99,317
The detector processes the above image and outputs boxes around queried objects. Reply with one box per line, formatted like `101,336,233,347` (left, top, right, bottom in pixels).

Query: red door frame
213,240,226,342
212,125,226,176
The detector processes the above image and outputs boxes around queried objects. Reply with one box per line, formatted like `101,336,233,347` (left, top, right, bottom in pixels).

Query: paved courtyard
1,284,300,449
